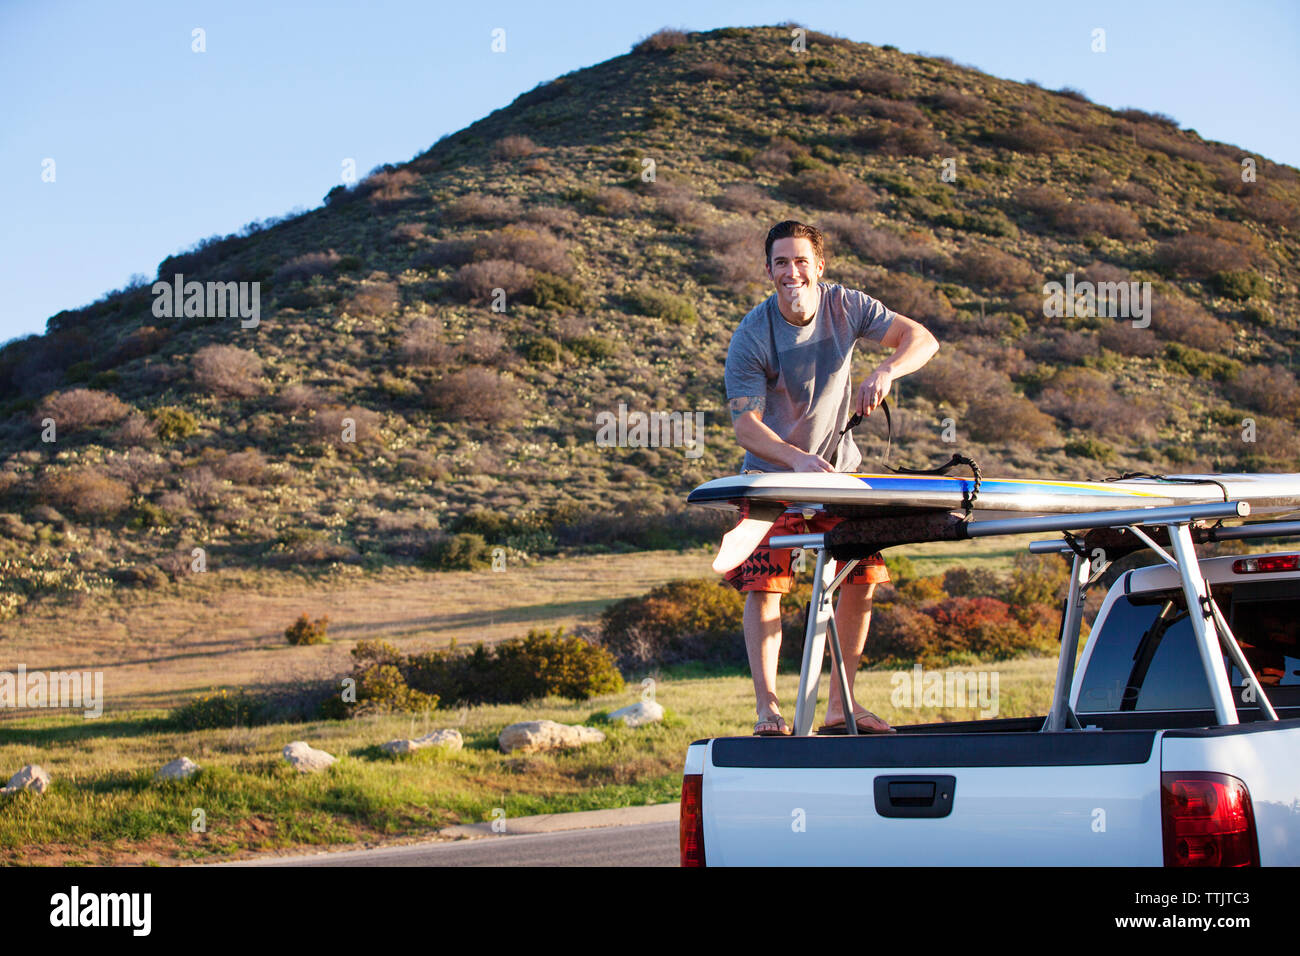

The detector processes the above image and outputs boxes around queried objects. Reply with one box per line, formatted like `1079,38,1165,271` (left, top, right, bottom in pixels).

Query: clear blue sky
3,0,1297,345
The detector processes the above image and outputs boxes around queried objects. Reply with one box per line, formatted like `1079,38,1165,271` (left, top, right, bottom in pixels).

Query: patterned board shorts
723,510,890,594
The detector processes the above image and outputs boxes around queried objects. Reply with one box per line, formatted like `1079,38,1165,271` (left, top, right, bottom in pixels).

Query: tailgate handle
874,775,956,818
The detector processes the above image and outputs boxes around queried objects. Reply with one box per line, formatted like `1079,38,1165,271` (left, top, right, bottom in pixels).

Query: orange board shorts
723,510,890,594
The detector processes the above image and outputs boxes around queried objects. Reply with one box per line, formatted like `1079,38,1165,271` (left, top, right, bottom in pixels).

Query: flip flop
817,711,896,735
753,714,792,736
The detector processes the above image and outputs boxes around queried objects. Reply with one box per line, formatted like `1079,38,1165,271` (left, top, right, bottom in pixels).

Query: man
724,220,939,736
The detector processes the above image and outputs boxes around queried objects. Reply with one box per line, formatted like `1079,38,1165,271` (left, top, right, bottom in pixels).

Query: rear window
1078,579,1300,714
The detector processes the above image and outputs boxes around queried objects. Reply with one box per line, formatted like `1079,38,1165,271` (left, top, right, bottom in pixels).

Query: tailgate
700,732,1164,865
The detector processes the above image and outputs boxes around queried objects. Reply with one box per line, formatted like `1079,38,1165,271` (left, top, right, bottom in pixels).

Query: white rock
1,764,50,795
155,757,200,781
498,720,605,754
607,700,665,728
381,728,463,755
282,741,337,772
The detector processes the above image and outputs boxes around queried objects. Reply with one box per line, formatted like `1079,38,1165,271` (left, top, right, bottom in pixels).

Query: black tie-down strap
824,511,971,563
839,399,982,516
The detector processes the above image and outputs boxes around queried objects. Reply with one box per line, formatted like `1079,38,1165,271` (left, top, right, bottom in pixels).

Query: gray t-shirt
725,282,895,473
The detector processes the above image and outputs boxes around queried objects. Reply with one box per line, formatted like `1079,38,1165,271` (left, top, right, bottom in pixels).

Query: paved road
224,821,678,867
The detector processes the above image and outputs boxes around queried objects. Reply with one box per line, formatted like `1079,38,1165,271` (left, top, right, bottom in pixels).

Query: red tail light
680,774,705,867
1161,772,1259,867
1233,554,1300,574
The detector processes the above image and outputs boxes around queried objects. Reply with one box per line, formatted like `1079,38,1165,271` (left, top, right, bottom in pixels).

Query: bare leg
824,582,890,730
744,590,784,721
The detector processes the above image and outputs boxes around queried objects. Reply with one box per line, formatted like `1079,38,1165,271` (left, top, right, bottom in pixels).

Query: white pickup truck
680,522,1300,867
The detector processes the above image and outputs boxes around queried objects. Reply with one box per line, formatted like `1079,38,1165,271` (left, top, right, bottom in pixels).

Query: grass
0,653,1058,865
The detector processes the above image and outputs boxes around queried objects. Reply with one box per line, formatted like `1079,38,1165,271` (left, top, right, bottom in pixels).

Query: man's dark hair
765,220,825,265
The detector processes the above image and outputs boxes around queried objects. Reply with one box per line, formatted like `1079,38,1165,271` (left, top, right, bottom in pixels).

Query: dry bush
36,468,130,519
954,248,1039,294
460,328,506,363
414,239,475,271
36,388,131,432
522,205,578,232
442,192,522,224
1230,365,1300,419
994,122,1065,153
1029,329,1098,364
1056,201,1144,240
929,89,984,116
658,196,712,227
869,273,956,324
633,27,687,53
779,168,877,212
753,149,792,173
273,251,340,284
966,392,1058,448
363,168,420,203
1037,368,1158,439
714,184,770,214
453,260,531,300
278,383,329,414
1099,321,1161,357
399,317,453,366
688,59,737,82
388,223,426,244
1014,185,1070,220
1153,234,1252,278
910,348,1004,407
820,214,941,268
345,281,401,316
1151,292,1234,351
1241,191,1300,229
859,97,928,126
584,186,636,217
844,70,908,96
214,449,270,484
111,412,157,446
1100,181,1159,207
801,91,861,116
853,121,943,157
493,135,539,160
425,367,518,424
696,221,767,293
473,227,573,276
192,345,264,398
112,325,170,362
311,406,383,445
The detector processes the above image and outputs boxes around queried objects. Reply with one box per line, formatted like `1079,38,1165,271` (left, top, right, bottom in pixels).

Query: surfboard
693,472,1300,573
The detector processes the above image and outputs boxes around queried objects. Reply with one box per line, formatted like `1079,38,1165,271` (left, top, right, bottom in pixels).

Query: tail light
1233,554,1300,574
680,774,705,867
1161,772,1259,867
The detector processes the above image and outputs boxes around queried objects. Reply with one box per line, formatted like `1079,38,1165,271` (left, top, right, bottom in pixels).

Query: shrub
994,122,1065,153
626,285,698,324
929,89,984,116
213,448,269,484
345,281,401,316
310,405,382,446
149,405,199,441
524,336,562,365
493,134,539,159
442,192,521,224
427,532,491,570
942,566,1006,598
633,28,687,54
566,335,619,361
171,688,267,730
36,468,130,519
1153,234,1251,278
112,412,157,447
425,367,517,424
111,325,170,363
362,167,420,203
459,328,506,363
193,345,264,399
714,184,769,213
1152,293,1234,351
474,227,574,276
1056,201,1144,240
689,59,737,82
523,272,587,310
277,384,329,415
1005,553,1069,607
399,317,452,366
779,168,877,212
36,388,131,432
954,248,1038,294
1064,436,1115,463
285,613,329,646
1209,270,1268,301
489,628,624,701
453,259,531,300
600,578,744,667
842,70,908,96
273,251,341,284
869,273,956,324
1230,365,1300,419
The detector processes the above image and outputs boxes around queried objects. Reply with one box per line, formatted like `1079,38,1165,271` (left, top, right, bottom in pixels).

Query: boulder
381,728,463,756
282,741,337,773
498,720,605,754
607,700,665,728
2,764,50,795
155,757,200,781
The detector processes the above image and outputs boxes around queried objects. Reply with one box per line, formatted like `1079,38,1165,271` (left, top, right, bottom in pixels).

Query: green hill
1,24,1297,617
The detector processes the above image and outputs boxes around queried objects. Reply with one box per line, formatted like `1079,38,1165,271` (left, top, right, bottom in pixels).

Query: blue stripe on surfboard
843,474,1167,497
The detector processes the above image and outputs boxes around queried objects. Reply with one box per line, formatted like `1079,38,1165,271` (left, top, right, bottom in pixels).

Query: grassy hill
1,24,1298,618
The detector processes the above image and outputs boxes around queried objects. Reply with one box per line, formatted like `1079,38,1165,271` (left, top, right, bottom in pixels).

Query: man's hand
789,450,835,473
855,368,894,417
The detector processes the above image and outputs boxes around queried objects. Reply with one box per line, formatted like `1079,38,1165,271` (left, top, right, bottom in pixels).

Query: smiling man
724,219,939,736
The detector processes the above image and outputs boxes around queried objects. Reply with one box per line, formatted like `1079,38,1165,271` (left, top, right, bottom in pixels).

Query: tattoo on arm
729,395,766,423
